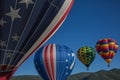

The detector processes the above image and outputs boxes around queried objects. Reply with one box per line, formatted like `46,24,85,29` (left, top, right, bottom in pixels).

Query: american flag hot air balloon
34,44,76,80
0,0,74,80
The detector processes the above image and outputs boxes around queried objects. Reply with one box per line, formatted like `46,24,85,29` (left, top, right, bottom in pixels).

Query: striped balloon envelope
34,44,76,80
0,0,74,79
96,38,119,67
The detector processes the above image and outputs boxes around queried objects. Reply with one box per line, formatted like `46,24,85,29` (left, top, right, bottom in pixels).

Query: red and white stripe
16,0,74,70
42,44,56,80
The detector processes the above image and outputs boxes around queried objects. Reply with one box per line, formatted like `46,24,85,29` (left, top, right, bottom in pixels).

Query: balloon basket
87,67,89,71
107,64,110,67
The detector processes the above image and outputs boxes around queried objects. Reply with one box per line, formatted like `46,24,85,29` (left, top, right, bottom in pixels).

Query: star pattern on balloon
70,53,76,70
66,66,68,69
5,6,21,22
65,52,75,76
66,59,68,62
0,40,6,47
0,18,6,27
12,34,20,42
65,72,68,75
68,53,70,56
19,0,34,9
5,51,13,58
72,53,75,57
48,0,59,10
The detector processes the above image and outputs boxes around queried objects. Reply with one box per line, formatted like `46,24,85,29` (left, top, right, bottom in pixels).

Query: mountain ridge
11,68,120,80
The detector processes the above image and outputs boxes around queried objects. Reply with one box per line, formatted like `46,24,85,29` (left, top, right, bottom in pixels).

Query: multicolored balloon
77,46,96,70
96,38,119,67
34,44,75,80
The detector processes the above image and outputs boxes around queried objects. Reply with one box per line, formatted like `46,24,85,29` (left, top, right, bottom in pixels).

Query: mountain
11,75,43,80
68,68,120,80
11,68,120,80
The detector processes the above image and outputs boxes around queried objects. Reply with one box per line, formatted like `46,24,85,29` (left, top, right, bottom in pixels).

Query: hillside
11,68,120,80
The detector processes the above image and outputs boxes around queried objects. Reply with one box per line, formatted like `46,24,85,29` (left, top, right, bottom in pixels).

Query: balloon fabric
77,46,96,70
34,44,76,80
96,38,119,67
0,0,74,79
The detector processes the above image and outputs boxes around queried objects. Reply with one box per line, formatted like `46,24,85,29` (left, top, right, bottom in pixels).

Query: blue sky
14,0,120,76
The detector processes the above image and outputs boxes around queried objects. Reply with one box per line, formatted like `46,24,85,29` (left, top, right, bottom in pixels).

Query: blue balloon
34,44,75,80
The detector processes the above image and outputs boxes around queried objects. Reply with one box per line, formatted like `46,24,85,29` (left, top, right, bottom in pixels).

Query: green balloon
77,46,96,70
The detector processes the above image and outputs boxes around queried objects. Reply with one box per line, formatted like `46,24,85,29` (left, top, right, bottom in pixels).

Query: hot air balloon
77,46,96,70
96,38,119,67
34,44,75,80
0,0,74,79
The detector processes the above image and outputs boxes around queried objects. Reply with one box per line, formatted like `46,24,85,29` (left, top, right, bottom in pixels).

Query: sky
14,0,120,76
